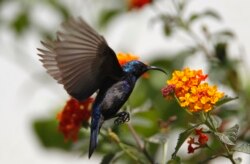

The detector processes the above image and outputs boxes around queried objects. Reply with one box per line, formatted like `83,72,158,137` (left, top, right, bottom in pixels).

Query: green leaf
99,9,121,27
214,42,227,63
215,124,239,145
33,118,72,150
167,156,181,164
215,96,238,107
208,115,222,129
233,143,250,154
188,10,221,24
214,132,235,145
171,124,200,158
188,14,199,23
164,24,173,36
11,11,29,34
101,153,116,164
213,30,235,39
202,10,221,19
159,14,178,36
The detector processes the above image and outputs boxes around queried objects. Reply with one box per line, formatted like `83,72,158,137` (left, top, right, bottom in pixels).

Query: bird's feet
114,111,130,125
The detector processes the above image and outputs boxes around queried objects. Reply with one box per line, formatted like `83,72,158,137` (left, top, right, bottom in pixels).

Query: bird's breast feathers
101,80,132,111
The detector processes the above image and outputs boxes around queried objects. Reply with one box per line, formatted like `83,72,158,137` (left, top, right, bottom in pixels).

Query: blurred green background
1,0,250,163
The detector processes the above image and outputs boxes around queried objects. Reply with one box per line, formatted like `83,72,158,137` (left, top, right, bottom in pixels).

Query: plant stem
127,122,155,164
161,140,168,164
118,143,143,163
105,128,144,164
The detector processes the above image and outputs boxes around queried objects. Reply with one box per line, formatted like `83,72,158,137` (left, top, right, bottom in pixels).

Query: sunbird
37,17,166,158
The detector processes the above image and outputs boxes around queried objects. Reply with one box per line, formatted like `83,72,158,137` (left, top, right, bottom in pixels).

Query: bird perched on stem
37,17,167,158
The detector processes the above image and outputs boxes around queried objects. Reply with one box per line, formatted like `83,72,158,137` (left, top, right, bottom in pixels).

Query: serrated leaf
225,124,239,143
208,115,222,129
215,124,239,145
101,153,115,164
214,132,235,145
215,96,238,107
233,143,250,154
167,156,181,164
172,125,200,158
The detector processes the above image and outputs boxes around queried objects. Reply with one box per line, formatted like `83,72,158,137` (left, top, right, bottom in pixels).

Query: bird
37,17,167,158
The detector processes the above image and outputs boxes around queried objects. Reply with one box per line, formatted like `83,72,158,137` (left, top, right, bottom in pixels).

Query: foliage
2,0,250,163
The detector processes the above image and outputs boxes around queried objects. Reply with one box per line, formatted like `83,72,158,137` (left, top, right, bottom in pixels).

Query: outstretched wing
38,17,124,100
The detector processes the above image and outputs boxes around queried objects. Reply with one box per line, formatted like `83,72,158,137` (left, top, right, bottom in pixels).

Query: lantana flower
57,97,94,141
116,52,139,66
162,68,224,112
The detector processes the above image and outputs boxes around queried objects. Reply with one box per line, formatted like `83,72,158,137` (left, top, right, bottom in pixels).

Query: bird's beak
147,66,168,75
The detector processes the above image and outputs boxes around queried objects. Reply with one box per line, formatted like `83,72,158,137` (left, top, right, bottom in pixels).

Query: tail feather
88,127,99,158
88,114,104,158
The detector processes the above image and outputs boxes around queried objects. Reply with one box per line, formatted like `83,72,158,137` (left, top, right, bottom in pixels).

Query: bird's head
122,60,167,78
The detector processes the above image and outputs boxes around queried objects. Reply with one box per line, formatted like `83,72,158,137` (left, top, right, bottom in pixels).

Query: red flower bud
198,134,209,145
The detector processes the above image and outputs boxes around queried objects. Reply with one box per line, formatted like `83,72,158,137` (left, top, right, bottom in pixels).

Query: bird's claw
114,112,130,125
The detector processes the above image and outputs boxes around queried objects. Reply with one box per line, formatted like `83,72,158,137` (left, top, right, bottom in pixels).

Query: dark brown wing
38,17,124,100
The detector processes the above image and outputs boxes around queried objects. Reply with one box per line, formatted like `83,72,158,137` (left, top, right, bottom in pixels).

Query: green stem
102,128,144,163
127,122,155,164
161,140,168,164
118,143,143,163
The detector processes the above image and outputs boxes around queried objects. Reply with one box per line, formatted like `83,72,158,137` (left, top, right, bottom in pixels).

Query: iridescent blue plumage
89,60,166,157
89,61,146,157
37,17,167,159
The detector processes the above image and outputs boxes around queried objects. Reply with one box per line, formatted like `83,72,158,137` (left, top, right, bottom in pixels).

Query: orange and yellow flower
162,68,224,112
117,52,150,78
57,97,94,141
116,52,139,66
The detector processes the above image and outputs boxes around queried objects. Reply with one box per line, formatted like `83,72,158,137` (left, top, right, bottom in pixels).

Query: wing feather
38,17,124,100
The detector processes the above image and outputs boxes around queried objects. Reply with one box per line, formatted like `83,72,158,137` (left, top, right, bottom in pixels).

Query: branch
127,122,155,164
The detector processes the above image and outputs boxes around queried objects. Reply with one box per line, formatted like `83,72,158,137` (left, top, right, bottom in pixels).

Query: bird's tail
88,115,104,158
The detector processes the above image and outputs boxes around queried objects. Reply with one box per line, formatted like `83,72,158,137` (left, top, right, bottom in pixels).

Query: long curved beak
147,66,168,76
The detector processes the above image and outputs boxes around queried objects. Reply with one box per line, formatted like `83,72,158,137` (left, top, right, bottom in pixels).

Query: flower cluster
162,68,224,112
116,52,139,66
187,128,209,153
57,97,94,141
128,0,152,9
116,52,149,78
